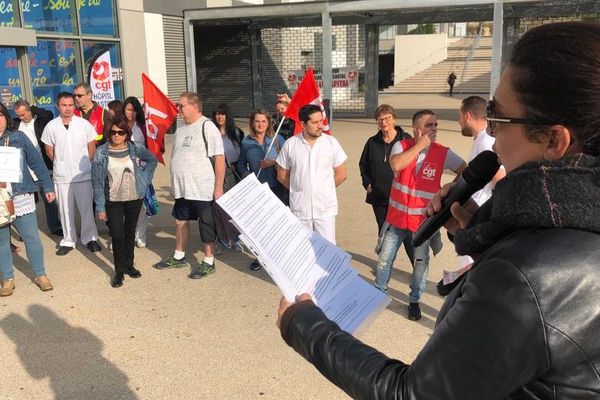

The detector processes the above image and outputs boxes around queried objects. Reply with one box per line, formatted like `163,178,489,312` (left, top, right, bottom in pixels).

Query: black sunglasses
486,99,552,136
110,129,127,136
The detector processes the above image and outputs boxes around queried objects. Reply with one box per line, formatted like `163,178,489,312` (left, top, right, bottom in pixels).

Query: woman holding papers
276,22,600,399
237,110,287,270
91,116,157,288
0,103,56,296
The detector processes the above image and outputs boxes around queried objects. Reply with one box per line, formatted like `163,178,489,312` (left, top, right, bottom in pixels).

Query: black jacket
12,106,54,170
359,127,411,206
281,154,600,399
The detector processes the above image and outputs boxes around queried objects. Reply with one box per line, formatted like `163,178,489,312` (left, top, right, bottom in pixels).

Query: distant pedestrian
447,71,457,96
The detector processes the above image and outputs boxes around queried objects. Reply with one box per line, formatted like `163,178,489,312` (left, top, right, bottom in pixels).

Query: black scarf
455,153,600,257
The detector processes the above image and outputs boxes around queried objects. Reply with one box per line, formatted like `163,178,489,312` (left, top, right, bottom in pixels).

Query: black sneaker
250,259,262,271
189,261,216,279
86,240,101,253
56,246,73,256
408,302,422,321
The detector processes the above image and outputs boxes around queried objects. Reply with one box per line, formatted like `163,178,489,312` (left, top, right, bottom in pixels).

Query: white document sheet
218,174,390,334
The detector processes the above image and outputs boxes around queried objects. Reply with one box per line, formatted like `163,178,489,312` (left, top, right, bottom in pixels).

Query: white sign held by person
0,146,23,183
89,50,115,108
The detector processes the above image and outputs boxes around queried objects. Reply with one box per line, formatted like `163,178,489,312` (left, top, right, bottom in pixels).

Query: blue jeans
374,225,431,303
0,212,46,280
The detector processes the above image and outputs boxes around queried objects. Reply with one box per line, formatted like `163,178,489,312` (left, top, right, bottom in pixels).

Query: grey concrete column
365,24,379,118
250,28,263,109
321,7,333,123
490,1,504,96
184,17,197,91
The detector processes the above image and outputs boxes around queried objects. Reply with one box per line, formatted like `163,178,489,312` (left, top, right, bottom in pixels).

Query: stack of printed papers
216,174,390,335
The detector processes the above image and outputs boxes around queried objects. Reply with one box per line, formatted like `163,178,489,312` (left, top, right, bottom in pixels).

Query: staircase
383,36,492,94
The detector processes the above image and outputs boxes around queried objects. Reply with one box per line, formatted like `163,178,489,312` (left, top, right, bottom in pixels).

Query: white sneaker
135,239,146,248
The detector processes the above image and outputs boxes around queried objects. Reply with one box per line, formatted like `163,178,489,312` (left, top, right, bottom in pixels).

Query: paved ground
0,96,476,400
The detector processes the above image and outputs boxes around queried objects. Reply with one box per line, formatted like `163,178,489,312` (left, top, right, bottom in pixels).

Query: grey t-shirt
170,116,224,201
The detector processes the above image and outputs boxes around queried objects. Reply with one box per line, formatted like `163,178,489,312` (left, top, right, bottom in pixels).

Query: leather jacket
281,226,600,399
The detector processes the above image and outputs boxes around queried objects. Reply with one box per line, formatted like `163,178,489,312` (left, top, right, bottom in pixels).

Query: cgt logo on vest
421,162,438,181
92,61,112,91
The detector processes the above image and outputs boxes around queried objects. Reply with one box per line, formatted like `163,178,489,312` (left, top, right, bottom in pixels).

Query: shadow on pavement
0,304,137,400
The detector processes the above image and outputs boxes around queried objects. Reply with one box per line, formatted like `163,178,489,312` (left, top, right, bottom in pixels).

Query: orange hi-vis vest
75,105,105,143
386,139,449,232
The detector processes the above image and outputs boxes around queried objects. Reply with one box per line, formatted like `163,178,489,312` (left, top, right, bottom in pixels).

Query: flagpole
257,116,286,179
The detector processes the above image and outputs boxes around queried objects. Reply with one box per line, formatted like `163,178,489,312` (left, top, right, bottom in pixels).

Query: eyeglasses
110,129,127,136
486,99,552,136
176,103,184,110
376,115,393,123
74,94,87,98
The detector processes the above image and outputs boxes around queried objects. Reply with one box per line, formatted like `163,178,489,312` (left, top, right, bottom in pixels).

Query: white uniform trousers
300,216,336,245
135,208,150,243
55,180,99,247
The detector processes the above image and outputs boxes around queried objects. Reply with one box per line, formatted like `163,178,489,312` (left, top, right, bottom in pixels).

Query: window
22,0,78,34
0,0,19,27
379,25,396,40
0,47,22,108
28,39,81,110
83,41,123,102
80,0,118,37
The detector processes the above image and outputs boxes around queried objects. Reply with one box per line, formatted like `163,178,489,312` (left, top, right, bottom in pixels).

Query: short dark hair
74,82,92,94
56,92,75,103
298,105,321,124
461,96,487,120
13,99,31,111
0,102,16,131
509,21,600,155
374,104,397,120
107,115,132,142
412,109,435,126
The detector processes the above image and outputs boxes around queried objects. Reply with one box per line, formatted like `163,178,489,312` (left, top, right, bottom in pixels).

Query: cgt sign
89,50,115,107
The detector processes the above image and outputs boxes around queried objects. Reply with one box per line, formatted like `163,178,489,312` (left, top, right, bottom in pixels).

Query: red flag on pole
142,73,178,164
284,67,331,135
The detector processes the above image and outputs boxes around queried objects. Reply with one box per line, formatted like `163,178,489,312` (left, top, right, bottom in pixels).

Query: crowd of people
2,21,599,400
277,21,600,399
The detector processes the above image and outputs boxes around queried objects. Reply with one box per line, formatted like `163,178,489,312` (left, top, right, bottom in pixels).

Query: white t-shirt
41,115,97,183
131,122,145,147
390,140,464,174
469,129,500,206
19,117,40,181
170,116,224,201
276,134,347,220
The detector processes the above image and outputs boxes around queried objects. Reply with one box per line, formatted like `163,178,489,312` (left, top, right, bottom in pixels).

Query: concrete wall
393,33,447,83
143,13,168,94
119,0,149,97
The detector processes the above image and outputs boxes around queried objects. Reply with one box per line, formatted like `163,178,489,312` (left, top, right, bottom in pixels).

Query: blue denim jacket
91,141,157,213
1,130,53,195
237,134,285,188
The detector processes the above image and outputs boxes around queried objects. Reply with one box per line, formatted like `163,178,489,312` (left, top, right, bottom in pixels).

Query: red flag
142,73,178,164
284,68,331,135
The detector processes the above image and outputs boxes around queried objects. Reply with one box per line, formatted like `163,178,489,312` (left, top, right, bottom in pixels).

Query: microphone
412,150,500,247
